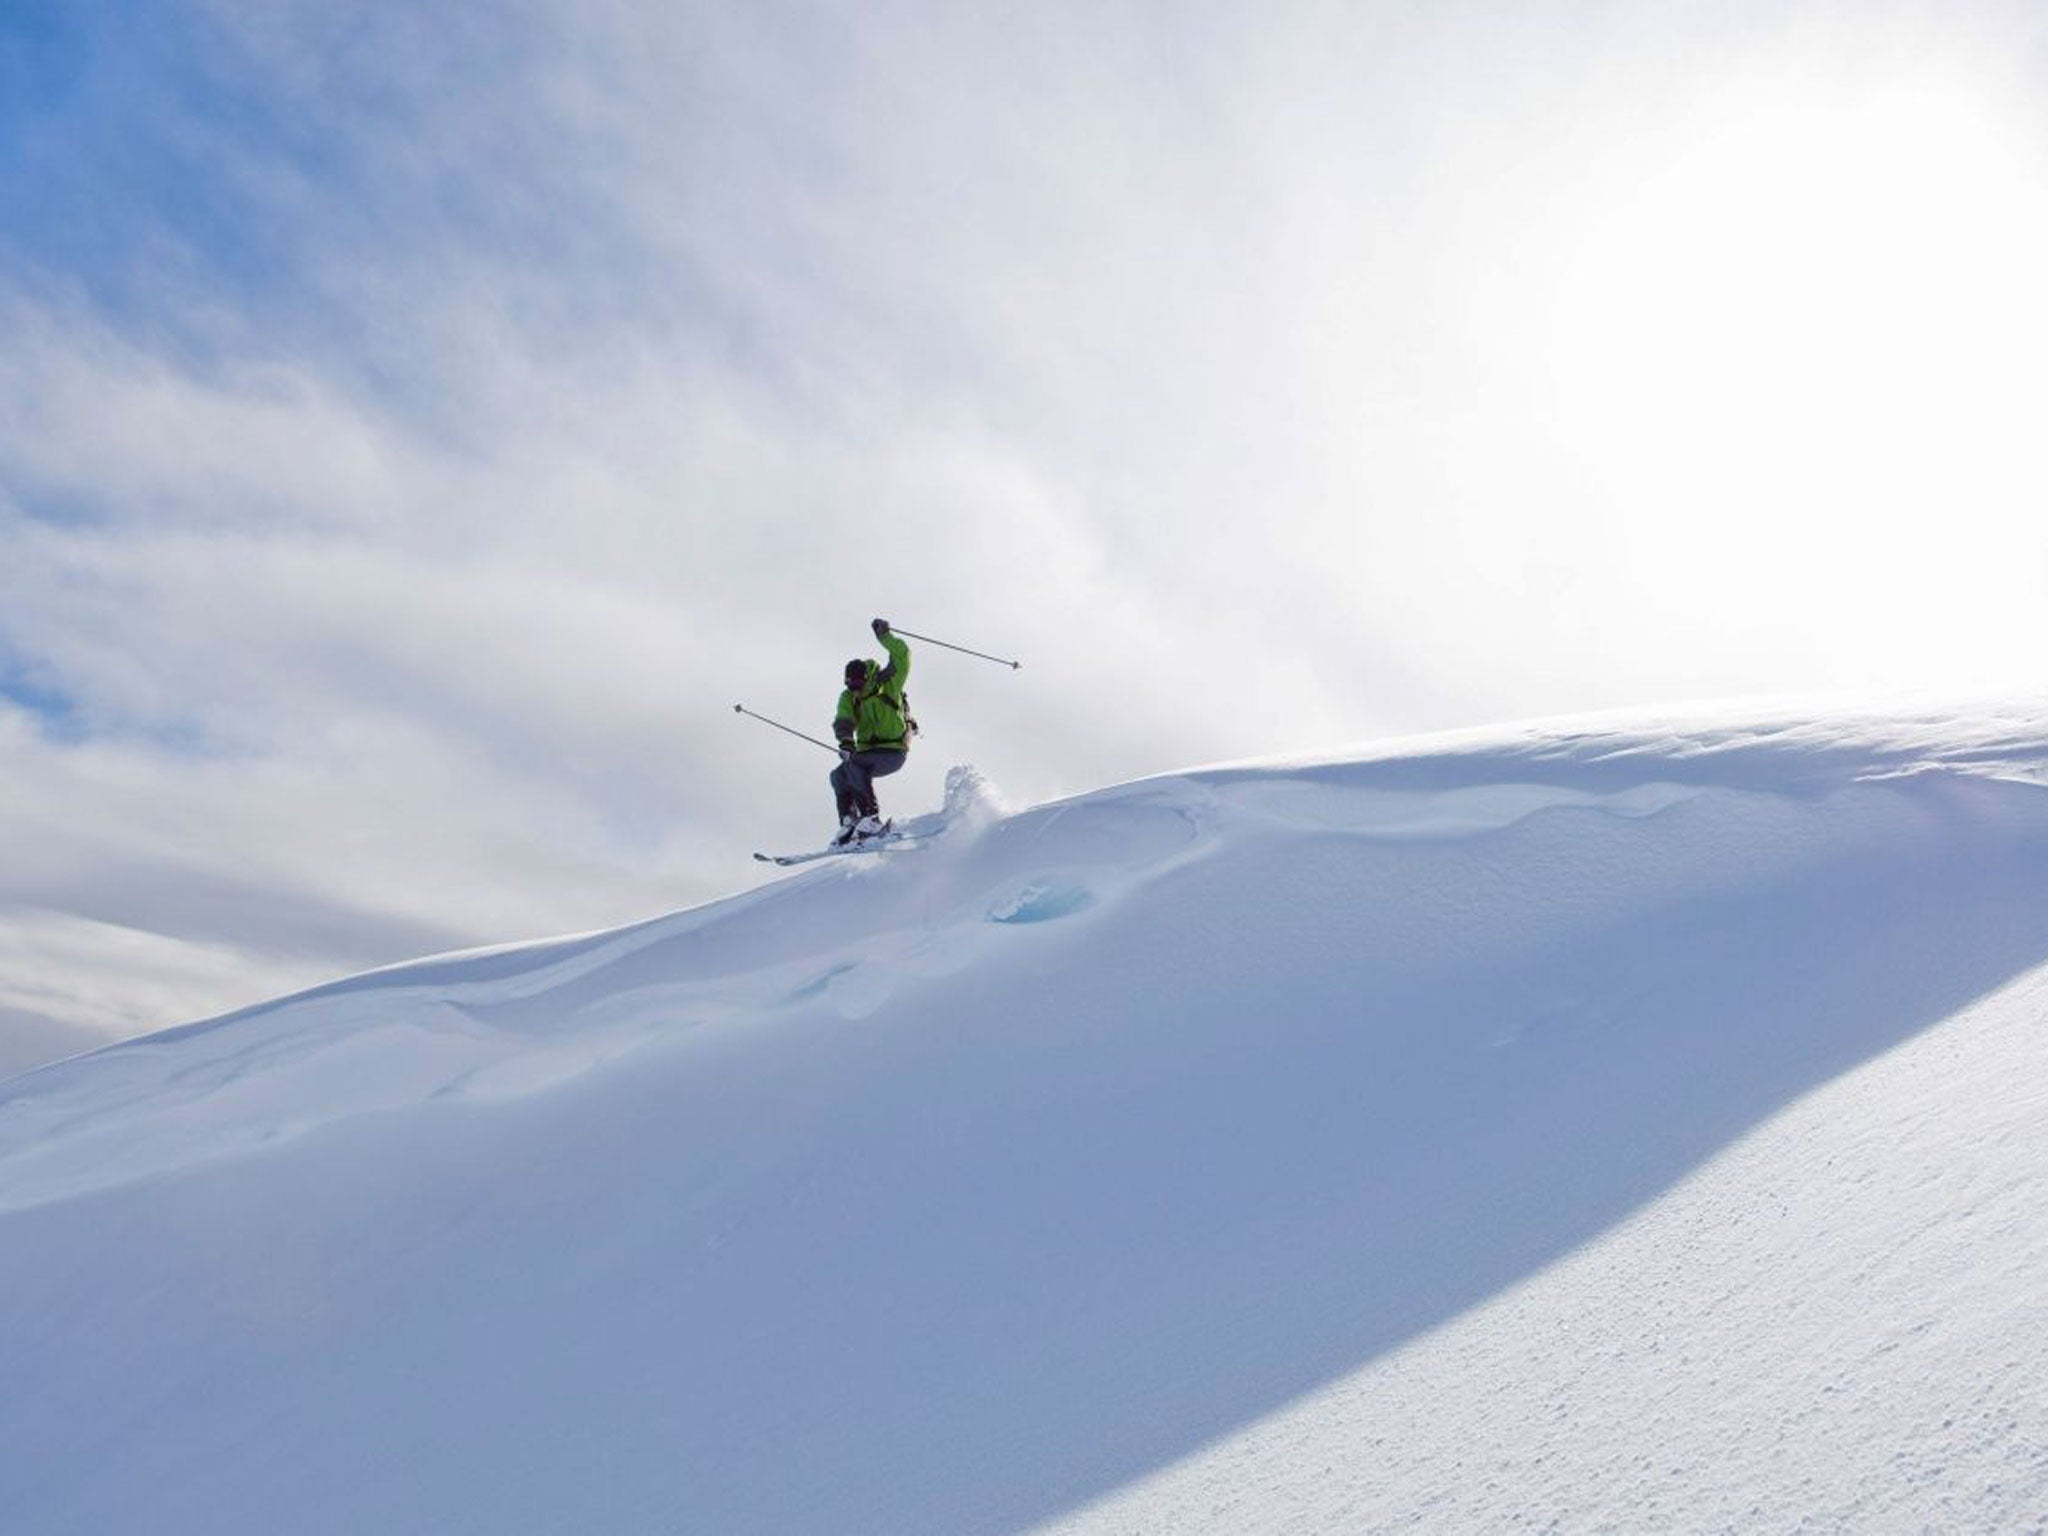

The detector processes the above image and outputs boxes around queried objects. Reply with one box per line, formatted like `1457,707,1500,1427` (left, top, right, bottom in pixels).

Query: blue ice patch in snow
988,882,1097,924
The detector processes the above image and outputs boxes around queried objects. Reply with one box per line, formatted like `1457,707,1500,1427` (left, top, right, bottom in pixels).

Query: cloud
4,0,2048,1062
0,906,327,1041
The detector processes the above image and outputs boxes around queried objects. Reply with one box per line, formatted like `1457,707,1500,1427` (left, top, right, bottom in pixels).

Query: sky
4,0,2048,1061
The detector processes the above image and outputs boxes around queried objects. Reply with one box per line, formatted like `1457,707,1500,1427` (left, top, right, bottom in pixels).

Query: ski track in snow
4,706,2048,1535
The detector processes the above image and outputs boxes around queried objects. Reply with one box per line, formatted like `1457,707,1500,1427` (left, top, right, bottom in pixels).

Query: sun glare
1532,53,2048,679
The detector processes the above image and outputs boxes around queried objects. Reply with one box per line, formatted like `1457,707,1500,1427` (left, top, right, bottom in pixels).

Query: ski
753,831,920,866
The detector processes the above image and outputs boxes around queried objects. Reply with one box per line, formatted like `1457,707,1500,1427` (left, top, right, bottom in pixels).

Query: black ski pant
831,747,906,820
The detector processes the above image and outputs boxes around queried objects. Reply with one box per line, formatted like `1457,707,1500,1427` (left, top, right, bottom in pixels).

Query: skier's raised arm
873,618,910,689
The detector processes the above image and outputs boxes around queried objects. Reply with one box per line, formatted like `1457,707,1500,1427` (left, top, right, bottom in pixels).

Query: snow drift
3,705,2047,1534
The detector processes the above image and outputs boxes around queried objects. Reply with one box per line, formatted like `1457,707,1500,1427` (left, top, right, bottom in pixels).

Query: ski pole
888,627,1022,670
733,704,843,755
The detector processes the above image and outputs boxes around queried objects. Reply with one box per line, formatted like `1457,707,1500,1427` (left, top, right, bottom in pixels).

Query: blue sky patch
0,664,85,742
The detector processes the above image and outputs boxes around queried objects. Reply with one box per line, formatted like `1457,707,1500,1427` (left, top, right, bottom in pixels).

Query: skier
830,618,913,845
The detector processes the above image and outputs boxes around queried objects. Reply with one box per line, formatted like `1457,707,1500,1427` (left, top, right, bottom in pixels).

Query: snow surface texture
3,710,2047,1534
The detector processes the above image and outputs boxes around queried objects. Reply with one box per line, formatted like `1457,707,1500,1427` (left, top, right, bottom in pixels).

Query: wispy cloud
0,904,326,1037
4,0,2048,1062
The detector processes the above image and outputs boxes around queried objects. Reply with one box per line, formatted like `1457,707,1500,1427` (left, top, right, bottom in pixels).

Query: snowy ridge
0,756,1717,1215
3,705,2048,1534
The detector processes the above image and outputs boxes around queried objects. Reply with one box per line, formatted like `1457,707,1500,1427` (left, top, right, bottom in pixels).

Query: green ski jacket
835,630,913,751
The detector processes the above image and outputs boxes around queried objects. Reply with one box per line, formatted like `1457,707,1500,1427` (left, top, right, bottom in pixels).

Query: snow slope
3,704,2047,1534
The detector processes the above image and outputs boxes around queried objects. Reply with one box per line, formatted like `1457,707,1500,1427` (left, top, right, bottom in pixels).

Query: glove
871,617,890,638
